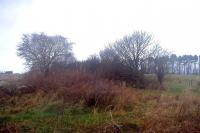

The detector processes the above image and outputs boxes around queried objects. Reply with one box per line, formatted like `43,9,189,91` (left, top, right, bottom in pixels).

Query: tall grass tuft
143,90,200,132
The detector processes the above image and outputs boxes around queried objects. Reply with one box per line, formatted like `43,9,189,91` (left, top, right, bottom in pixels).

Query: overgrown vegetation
1,31,200,132
1,73,200,132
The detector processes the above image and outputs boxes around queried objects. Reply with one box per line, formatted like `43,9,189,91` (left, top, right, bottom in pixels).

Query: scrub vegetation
1,31,200,132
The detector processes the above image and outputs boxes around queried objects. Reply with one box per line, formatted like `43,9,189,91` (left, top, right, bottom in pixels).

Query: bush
62,72,135,110
22,70,136,110
22,71,59,90
0,81,18,96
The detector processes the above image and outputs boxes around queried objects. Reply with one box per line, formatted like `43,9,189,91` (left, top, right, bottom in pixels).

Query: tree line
17,31,200,89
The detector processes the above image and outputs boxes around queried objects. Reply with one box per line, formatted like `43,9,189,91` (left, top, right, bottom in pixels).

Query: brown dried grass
143,90,200,132
22,70,136,110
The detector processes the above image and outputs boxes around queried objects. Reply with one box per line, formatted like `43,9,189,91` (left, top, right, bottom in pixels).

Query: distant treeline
17,31,199,89
0,71,13,74
144,54,200,75
67,54,200,81
69,54,200,75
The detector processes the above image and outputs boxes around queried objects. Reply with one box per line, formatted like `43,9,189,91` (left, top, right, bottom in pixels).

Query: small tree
17,33,74,76
152,45,170,89
84,55,100,73
99,47,130,81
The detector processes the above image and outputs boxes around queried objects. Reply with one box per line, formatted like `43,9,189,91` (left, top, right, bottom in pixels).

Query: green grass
0,102,144,132
166,82,186,95
164,74,200,95
0,104,110,132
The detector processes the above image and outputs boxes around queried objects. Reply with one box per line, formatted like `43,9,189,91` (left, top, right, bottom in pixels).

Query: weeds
2,73,200,132
143,90,200,132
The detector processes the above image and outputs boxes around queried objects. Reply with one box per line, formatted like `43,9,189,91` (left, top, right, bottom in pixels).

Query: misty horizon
1,0,200,73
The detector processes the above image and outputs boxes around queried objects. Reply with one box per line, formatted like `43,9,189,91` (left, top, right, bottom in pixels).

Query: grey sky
0,0,200,73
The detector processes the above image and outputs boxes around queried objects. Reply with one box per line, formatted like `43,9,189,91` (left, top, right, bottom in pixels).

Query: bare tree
17,33,74,76
112,31,154,73
152,45,170,89
109,31,156,87
169,54,177,74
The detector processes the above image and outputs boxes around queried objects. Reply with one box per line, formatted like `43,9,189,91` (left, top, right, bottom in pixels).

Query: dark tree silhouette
111,31,155,74
17,33,74,76
112,31,156,86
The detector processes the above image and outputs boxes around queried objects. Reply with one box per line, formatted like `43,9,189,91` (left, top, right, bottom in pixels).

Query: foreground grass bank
1,74,200,132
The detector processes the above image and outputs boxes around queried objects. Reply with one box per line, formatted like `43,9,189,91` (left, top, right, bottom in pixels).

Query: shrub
62,72,135,110
22,70,136,110
0,81,18,96
22,71,59,90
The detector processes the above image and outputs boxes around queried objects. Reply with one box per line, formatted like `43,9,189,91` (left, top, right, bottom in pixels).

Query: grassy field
1,74,200,132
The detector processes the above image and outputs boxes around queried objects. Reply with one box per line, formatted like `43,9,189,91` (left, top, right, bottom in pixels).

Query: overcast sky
0,0,200,73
